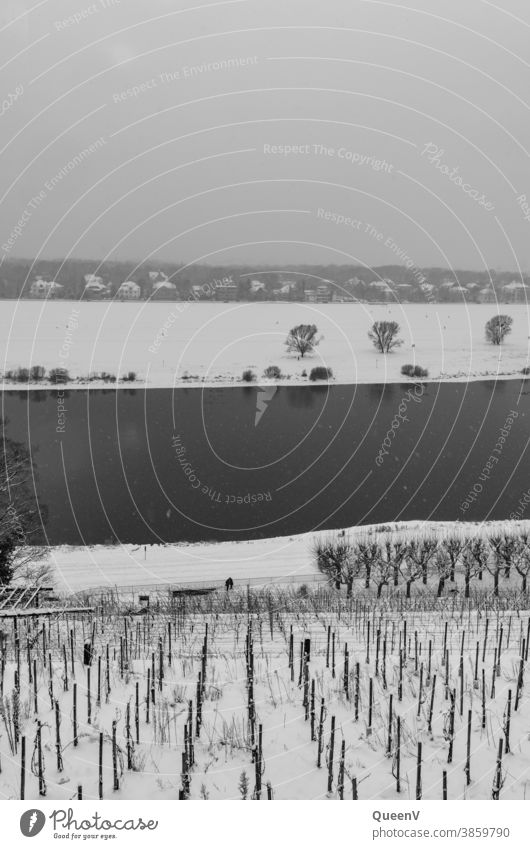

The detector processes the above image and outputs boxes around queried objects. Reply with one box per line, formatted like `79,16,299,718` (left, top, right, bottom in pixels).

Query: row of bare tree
314,533,530,598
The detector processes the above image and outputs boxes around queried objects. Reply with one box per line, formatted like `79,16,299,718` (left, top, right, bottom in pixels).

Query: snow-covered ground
47,519,530,594
1,301,529,390
1,604,528,800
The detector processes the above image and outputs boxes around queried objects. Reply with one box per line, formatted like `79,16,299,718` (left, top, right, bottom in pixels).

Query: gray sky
1,0,530,271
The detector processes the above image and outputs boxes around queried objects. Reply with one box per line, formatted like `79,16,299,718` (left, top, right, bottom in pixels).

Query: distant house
368,279,393,301
250,279,266,294
331,288,355,303
116,281,141,300
214,281,238,301
150,271,176,299
316,284,330,303
83,274,109,299
304,289,317,303
501,281,527,303
29,276,63,298
478,287,496,303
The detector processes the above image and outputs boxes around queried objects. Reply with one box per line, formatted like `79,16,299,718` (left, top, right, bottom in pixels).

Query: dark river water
2,380,529,545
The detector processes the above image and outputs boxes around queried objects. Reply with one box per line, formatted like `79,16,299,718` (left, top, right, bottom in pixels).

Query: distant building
304,289,317,303
29,276,63,298
478,287,496,303
149,271,176,298
316,284,330,303
116,281,141,300
83,274,109,299
214,282,238,301
501,281,527,302
250,279,266,294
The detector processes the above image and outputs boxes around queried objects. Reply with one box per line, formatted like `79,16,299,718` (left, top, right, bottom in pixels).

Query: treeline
315,532,530,598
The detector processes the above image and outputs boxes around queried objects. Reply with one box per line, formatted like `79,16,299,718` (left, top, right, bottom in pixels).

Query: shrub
301,369,307,377
4,367,29,382
121,371,136,382
100,372,117,383
30,365,46,381
242,369,256,382
522,366,530,375
49,367,70,384
309,366,333,381
401,364,429,378
263,365,283,379
485,314,513,345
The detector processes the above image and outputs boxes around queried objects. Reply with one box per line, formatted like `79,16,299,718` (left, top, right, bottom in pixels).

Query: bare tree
384,539,407,587
0,431,48,587
368,321,403,354
371,545,394,598
514,533,530,594
487,536,504,596
441,537,465,583
468,538,488,582
462,551,481,599
285,324,320,358
485,314,513,345
399,547,424,598
355,541,381,589
314,537,358,595
433,550,452,597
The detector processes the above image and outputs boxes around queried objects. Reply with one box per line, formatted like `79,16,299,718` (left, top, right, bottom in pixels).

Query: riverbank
47,518,530,593
1,301,529,391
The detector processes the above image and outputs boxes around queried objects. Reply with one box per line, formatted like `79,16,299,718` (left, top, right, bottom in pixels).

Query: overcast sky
1,0,530,272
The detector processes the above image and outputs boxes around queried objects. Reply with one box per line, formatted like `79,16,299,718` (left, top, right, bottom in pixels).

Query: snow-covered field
1,301,529,389
47,519,530,594
1,599,529,801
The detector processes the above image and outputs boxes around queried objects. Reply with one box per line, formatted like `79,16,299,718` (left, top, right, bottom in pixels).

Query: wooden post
416,741,422,800
327,715,335,793
465,709,472,785
447,690,455,764
55,699,63,772
310,679,316,740
386,694,393,757
428,674,436,734
99,732,103,799
338,739,345,799
442,770,447,800
73,683,78,747
20,735,25,800
317,698,325,768
112,719,119,791
492,738,503,800
87,667,91,725
354,662,360,721
504,690,512,754
395,715,401,793
37,720,46,796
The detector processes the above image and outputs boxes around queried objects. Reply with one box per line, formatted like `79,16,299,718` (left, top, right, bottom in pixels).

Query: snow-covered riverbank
1,301,529,390
48,518,530,594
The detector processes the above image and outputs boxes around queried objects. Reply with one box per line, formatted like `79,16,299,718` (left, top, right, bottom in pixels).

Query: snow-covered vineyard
2,589,530,801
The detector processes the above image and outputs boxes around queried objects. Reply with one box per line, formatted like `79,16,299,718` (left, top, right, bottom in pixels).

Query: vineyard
1,581,530,800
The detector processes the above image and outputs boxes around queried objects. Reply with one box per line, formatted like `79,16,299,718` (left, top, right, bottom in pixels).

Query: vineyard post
386,694,393,756
20,735,25,800
99,732,103,799
327,715,335,793
465,709,472,785
73,683,78,747
54,699,63,772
